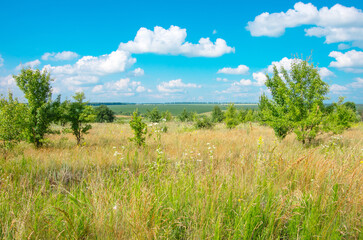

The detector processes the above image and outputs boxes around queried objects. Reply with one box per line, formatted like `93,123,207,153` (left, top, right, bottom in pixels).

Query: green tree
13,68,54,147
324,97,358,134
195,115,214,129
95,105,115,123
259,58,329,144
161,110,173,121
129,110,147,147
178,108,195,122
211,105,225,123
64,92,96,145
224,103,239,129
147,107,162,123
0,92,28,159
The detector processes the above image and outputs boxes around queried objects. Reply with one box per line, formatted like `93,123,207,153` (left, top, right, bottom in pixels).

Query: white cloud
247,3,363,47
337,43,351,50
42,51,79,61
131,67,144,77
216,77,228,82
0,75,15,87
44,50,135,76
330,84,348,93
247,2,318,37
233,79,252,86
329,50,363,72
319,67,335,79
157,79,201,93
92,78,147,96
92,85,103,93
349,77,363,88
217,65,249,75
16,59,41,70
0,55,3,67
62,75,99,86
267,57,300,73
119,26,234,57
252,72,267,86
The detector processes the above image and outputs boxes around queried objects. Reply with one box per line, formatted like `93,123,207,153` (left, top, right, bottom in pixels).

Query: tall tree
13,68,54,147
259,58,329,144
64,92,96,145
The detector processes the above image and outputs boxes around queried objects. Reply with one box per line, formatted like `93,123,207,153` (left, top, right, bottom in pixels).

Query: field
102,104,259,115
1,121,362,239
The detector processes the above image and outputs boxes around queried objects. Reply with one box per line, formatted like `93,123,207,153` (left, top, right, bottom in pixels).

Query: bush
161,110,173,121
211,105,225,123
147,107,162,123
195,115,214,129
63,92,96,145
0,92,28,159
95,105,115,123
129,110,147,147
13,68,55,147
224,104,239,129
259,57,329,144
178,108,196,122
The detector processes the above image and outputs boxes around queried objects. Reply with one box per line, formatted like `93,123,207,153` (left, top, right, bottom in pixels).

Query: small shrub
95,105,115,123
195,116,214,129
211,105,224,123
224,103,239,129
129,110,147,147
147,107,162,123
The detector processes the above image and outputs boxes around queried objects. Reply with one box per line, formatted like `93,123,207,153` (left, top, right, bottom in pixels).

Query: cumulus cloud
216,77,228,82
330,84,348,93
267,57,300,73
119,26,234,57
0,55,3,67
349,77,363,88
92,78,146,96
16,59,41,70
337,43,351,50
42,51,79,61
329,50,363,72
247,2,363,47
157,79,201,93
252,72,267,86
217,65,249,75
319,67,335,79
0,75,15,87
44,50,135,76
131,67,144,77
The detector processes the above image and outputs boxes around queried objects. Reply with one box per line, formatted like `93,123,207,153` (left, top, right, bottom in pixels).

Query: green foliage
161,110,173,121
146,107,162,123
129,110,147,147
63,92,96,145
95,105,115,123
343,101,356,112
13,68,54,147
0,92,28,158
195,115,214,129
224,103,239,129
239,109,257,123
259,58,329,143
211,105,225,123
178,108,196,122
323,97,359,134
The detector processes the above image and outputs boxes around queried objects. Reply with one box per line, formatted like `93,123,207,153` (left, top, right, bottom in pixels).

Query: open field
102,104,259,115
1,122,362,239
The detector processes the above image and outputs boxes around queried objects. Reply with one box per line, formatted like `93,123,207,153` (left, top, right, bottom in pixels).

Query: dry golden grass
1,122,362,239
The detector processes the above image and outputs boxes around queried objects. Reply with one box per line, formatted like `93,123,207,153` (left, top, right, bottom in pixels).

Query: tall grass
0,122,362,239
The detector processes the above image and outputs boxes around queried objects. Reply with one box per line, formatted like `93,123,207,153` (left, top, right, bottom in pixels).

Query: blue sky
1,0,363,103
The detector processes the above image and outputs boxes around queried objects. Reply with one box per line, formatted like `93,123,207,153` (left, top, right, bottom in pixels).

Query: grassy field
0,122,362,239
104,104,259,115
